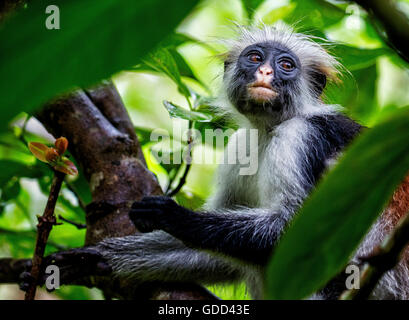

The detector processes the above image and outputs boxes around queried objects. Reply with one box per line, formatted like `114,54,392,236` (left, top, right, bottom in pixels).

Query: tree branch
353,0,409,63
58,215,87,230
0,252,218,300
167,121,194,197
84,81,139,142
25,170,65,300
340,209,409,300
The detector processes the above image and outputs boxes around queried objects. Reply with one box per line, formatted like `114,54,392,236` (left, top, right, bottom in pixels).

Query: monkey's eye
279,59,295,71
248,53,262,63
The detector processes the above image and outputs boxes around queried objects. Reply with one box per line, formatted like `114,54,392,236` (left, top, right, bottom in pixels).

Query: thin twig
167,120,194,197
24,170,65,300
58,215,86,230
340,210,409,299
167,163,192,197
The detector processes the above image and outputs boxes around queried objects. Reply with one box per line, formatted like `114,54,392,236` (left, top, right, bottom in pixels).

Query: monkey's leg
97,231,244,285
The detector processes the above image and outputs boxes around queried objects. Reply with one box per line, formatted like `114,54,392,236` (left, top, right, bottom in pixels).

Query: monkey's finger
129,208,160,217
19,271,36,291
129,209,160,233
139,196,177,207
131,201,155,210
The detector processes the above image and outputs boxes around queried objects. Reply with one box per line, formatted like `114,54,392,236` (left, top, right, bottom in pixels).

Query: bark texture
33,81,216,299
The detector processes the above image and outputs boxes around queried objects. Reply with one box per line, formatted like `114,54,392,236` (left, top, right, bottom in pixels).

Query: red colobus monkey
25,25,409,300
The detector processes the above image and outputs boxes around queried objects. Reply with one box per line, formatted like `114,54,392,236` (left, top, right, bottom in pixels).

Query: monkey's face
227,42,301,115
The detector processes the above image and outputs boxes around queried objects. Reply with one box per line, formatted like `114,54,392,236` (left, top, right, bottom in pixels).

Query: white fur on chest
257,117,311,209
209,117,311,211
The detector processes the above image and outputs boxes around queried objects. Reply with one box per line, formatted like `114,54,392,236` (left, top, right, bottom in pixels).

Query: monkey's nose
258,65,273,76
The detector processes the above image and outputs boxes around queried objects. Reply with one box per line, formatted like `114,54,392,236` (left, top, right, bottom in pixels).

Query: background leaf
242,0,264,19
144,48,191,98
163,100,213,122
285,0,345,29
331,45,389,71
326,65,379,123
0,0,199,131
0,160,45,187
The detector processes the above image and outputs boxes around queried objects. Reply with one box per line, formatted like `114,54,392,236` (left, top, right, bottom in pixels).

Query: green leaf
0,203,5,215
176,191,205,211
242,0,264,19
285,0,345,29
330,45,389,71
134,126,155,146
0,0,199,131
150,144,183,174
325,64,379,123
324,45,389,122
266,107,409,300
55,286,102,300
168,48,196,80
0,229,37,257
163,101,213,122
193,105,238,146
134,47,209,91
261,3,296,24
144,48,191,98
168,48,210,91
1,179,21,201
0,160,45,187
160,32,205,49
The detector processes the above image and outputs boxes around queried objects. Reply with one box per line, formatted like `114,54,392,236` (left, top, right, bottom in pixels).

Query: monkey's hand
19,247,111,292
129,196,191,233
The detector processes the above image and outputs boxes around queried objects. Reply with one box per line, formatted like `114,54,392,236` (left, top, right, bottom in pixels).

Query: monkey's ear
223,60,232,80
224,60,231,72
311,71,327,97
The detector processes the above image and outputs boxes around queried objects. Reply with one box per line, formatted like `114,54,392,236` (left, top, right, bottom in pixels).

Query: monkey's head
222,25,340,123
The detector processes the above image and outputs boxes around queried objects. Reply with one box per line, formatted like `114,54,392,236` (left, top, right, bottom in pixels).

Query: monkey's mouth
248,82,278,103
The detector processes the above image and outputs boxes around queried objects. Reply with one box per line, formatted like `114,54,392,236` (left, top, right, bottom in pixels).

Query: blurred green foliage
0,0,409,299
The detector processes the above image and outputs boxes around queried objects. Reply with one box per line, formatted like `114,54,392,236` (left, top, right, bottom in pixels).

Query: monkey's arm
130,197,289,266
97,230,244,285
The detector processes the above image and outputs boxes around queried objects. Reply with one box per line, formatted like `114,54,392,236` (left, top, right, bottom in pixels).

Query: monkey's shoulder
297,112,364,187
306,112,363,151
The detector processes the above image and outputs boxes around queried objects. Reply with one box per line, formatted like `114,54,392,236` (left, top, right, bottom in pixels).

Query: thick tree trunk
32,81,217,300
36,82,160,245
